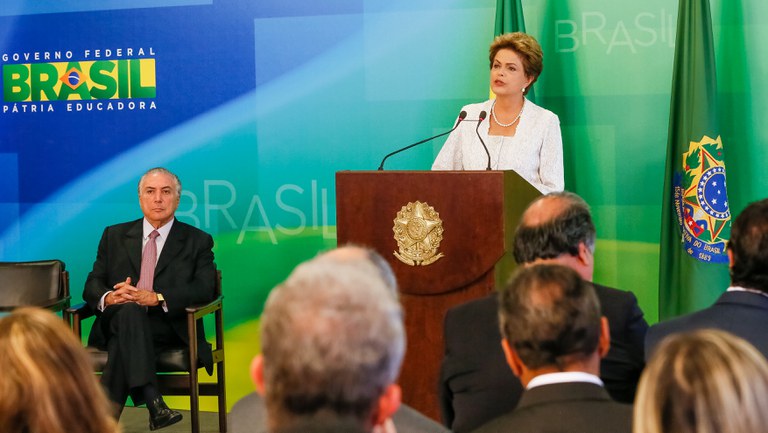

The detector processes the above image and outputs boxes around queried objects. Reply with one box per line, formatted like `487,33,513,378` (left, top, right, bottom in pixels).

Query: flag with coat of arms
658,0,731,319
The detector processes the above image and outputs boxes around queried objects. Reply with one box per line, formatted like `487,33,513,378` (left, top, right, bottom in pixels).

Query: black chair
0,259,70,319
68,269,226,433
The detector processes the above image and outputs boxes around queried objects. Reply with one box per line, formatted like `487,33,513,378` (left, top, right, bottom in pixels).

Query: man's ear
577,242,591,266
372,384,401,426
728,248,734,270
502,339,525,378
597,317,611,358
250,354,266,395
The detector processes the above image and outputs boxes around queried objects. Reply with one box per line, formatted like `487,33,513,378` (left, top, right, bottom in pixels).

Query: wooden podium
335,170,541,421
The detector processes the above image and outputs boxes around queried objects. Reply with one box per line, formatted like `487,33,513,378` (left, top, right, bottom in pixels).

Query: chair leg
190,372,200,433
218,361,227,432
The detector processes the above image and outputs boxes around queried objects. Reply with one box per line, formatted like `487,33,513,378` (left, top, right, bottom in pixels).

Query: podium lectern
336,170,540,421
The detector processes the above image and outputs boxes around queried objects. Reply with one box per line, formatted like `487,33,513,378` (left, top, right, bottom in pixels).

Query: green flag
659,0,731,319
493,0,534,102
494,0,526,34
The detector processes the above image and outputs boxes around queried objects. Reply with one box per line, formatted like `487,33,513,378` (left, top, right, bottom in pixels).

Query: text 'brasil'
3,58,156,102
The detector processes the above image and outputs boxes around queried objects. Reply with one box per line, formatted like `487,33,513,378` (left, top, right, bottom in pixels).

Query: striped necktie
137,230,159,291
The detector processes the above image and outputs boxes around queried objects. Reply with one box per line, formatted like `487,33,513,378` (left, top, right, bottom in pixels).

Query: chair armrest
185,295,225,374
67,301,95,319
66,302,95,340
40,295,71,311
185,295,223,320
0,296,71,312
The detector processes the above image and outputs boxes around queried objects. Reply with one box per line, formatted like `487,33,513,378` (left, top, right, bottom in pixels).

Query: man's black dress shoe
148,397,183,430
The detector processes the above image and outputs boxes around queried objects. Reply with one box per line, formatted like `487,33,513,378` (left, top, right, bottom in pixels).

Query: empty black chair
0,259,70,319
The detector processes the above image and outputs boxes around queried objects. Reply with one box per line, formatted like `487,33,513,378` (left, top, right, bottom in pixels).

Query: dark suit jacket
470,382,632,433
229,392,450,433
440,283,647,433
646,290,768,360
84,218,216,370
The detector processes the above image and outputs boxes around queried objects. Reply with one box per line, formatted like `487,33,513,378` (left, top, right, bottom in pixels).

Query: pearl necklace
491,100,524,127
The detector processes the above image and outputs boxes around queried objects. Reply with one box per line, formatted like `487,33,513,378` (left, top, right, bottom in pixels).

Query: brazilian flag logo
673,135,730,263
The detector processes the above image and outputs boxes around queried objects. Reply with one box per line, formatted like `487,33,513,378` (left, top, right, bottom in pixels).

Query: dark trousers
100,302,183,406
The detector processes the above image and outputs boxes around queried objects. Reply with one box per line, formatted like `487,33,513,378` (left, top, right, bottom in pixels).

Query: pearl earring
522,87,526,93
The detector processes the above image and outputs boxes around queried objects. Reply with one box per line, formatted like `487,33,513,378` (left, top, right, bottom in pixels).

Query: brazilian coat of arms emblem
392,201,445,266
673,135,731,263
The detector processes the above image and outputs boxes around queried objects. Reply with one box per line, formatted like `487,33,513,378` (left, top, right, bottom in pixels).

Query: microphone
475,111,491,170
378,110,468,170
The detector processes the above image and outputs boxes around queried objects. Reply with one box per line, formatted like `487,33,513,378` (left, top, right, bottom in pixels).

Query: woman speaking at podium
432,32,563,194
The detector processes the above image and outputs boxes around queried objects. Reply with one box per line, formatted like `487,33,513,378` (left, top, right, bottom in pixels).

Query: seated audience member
0,308,120,433
440,191,647,432
472,264,632,433
635,329,768,433
229,246,448,433
249,248,407,433
646,198,768,358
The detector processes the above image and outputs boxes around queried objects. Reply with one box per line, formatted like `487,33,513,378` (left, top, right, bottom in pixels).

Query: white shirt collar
143,217,174,240
726,286,768,299
527,371,604,390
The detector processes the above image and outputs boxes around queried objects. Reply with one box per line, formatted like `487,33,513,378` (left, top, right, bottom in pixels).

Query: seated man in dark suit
647,198,768,358
83,167,215,430
473,264,632,433
249,247,407,433
440,192,647,432
230,246,448,433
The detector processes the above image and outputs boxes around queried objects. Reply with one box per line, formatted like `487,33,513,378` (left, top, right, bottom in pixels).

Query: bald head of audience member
635,329,768,433
513,191,597,281
251,247,405,433
314,245,398,293
729,198,768,292
498,264,610,385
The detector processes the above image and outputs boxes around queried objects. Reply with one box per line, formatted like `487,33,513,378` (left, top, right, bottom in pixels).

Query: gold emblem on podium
393,201,444,266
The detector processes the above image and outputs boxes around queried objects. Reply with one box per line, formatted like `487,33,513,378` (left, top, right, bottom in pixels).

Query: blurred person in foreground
250,251,405,433
229,245,448,433
433,32,563,194
635,329,768,433
0,307,120,433
472,264,631,433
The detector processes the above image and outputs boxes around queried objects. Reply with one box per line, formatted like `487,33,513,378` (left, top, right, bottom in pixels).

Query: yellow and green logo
3,59,155,102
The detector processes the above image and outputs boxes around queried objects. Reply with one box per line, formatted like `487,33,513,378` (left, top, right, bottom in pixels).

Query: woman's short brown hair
489,32,543,93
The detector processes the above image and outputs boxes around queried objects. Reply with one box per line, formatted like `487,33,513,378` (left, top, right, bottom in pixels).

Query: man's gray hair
137,167,182,196
314,245,399,295
260,259,405,426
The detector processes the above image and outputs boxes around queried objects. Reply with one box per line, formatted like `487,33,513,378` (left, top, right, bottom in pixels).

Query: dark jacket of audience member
440,192,647,432
230,392,449,433
471,265,632,433
646,198,768,359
